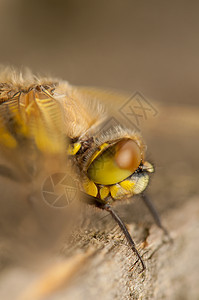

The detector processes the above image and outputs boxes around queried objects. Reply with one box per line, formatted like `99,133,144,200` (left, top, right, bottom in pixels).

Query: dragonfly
0,67,168,273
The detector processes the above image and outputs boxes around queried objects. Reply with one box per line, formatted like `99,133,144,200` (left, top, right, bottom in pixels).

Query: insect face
68,127,154,203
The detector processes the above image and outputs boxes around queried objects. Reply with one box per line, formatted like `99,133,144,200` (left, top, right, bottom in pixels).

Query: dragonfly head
68,126,154,203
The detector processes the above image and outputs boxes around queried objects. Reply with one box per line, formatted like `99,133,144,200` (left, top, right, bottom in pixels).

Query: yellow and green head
68,127,154,203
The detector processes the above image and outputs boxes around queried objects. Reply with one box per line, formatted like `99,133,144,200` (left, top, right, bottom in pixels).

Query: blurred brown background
0,0,199,106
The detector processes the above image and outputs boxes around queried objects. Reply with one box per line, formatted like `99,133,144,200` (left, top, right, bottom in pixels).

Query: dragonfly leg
141,193,172,241
100,203,146,273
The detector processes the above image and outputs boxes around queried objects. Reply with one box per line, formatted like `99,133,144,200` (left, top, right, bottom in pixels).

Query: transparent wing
54,83,107,138
75,86,160,136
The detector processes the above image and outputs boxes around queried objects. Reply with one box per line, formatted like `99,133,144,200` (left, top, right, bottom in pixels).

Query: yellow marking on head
83,179,98,197
68,143,81,155
110,184,129,200
119,179,135,192
89,142,109,165
99,186,109,200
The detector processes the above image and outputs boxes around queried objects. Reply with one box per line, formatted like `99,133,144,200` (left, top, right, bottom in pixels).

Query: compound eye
87,139,142,185
115,139,141,172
